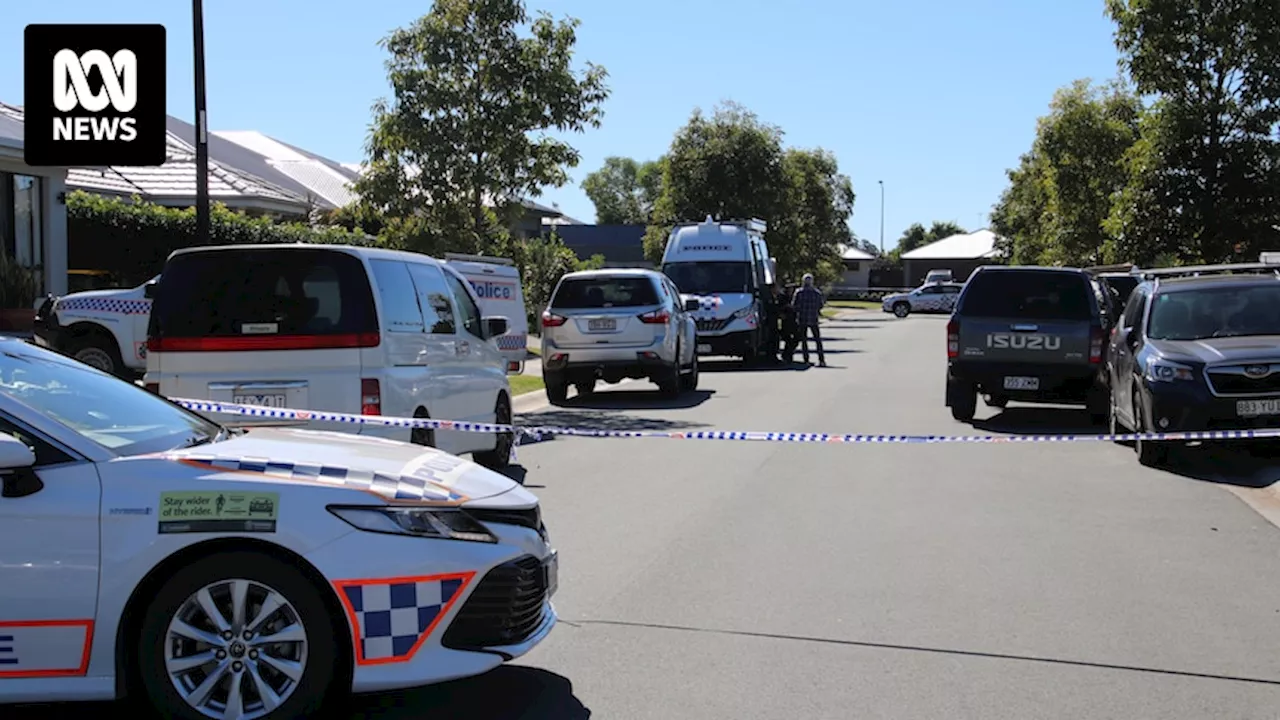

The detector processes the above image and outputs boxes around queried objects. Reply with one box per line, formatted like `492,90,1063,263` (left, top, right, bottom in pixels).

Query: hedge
67,191,377,286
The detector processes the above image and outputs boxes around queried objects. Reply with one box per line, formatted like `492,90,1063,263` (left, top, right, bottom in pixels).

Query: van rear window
959,270,1094,321
149,248,378,351
551,277,660,309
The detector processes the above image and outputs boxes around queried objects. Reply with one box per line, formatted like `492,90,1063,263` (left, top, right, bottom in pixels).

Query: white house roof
901,229,1003,260
839,243,876,261
213,130,361,208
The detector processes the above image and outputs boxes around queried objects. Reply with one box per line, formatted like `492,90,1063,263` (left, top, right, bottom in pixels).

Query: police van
442,253,530,374
660,216,776,360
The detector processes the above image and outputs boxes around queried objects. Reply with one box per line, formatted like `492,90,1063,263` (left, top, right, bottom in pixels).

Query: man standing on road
792,273,827,367
776,284,800,363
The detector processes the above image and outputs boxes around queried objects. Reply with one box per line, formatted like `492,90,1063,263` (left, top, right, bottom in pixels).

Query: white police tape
171,398,1280,445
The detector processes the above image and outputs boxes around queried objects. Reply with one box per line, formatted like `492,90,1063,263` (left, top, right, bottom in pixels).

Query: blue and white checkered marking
341,577,466,662
170,453,467,503
495,333,527,352
55,297,151,315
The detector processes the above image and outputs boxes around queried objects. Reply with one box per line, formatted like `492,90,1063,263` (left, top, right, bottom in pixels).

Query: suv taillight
638,309,670,324
947,318,959,359
541,310,567,328
361,378,381,416
1089,327,1104,364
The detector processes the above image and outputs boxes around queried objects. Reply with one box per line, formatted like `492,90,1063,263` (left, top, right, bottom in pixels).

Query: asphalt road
19,310,1280,719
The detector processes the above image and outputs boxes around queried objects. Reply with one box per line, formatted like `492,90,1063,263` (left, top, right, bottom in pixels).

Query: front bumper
1141,380,1280,433
32,298,64,350
948,359,1105,404
303,517,556,695
693,328,758,356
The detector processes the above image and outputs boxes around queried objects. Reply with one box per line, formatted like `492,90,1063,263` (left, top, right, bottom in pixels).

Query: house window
844,260,860,272
0,171,44,295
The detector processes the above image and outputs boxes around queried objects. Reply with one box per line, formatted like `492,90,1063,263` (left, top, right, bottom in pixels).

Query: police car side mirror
143,281,158,299
483,316,509,339
684,298,701,312
0,434,40,499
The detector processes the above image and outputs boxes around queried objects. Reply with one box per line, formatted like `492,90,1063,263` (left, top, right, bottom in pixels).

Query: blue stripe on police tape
171,398,1280,445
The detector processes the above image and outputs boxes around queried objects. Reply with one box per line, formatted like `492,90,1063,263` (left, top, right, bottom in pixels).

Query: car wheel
1133,393,1168,467
892,302,910,318
681,352,699,392
474,393,513,469
545,378,569,406
656,347,682,397
984,394,1008,409
1086,386,1109,426
137,552,339,720
947,378,977,422
69,336,124,376
410,408,435,448
574,380,596,397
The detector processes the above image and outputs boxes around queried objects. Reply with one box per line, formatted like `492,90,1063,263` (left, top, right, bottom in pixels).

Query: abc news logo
23,24,166,167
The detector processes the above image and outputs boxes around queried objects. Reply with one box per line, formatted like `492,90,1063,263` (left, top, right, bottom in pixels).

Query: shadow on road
560,388,714,411
970,406,1101,436
1154,441,1280,489
497,464,528,485
4,667,590,720
518,408,709,434
352,666,590,719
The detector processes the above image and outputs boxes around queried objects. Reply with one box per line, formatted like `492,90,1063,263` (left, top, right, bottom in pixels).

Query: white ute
32,276,158,377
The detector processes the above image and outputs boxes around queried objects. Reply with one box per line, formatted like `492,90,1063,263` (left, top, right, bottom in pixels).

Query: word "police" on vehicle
986,333,1062,350
469,279,514,300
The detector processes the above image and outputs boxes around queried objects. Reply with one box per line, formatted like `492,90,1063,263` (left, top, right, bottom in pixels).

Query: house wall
836,259,871,289
903,257,994,287
0,156,69,298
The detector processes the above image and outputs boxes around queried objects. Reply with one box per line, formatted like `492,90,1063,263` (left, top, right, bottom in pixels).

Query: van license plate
1003,376,1039,391
233,394,287,408
697,343,711,353
1237,399,1280,417
588,318,616,331
543,551,558,598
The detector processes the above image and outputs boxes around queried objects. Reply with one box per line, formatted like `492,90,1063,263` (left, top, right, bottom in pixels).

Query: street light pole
878,180,885,255
193,0,210,245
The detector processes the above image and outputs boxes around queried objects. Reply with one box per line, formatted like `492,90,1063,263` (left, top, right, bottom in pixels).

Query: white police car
0,339,555,718
881,282,964,318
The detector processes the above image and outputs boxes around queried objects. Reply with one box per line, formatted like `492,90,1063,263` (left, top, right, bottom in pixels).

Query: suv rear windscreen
959,270,1094,321
551,277,660,309
149,248,378,351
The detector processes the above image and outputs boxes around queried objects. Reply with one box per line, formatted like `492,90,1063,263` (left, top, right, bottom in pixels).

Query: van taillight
947,319,959,359
541,311,567,328
144,382,160,395
361,379,381,416
1089,327,1104,364
638,309,670,324
148,333,381,352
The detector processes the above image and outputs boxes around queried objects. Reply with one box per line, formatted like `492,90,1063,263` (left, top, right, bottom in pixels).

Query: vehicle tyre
1133,393,1168,467
680,352,699,392
574,379,596,397
947,378,977,422
137,552,339,720
69,334,124,376
1086,386,1109,426
545,377,569,406
984,394,1009,409
892,302,911,318
656,349,682,397
474,393,513,469
410,407,436,448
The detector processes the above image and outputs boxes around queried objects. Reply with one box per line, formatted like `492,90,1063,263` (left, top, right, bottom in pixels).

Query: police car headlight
731,306,753,319
1145,358,1195,382
329,506,497,543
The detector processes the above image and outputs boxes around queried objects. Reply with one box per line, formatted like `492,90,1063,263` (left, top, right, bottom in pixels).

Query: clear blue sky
1,0,1122,250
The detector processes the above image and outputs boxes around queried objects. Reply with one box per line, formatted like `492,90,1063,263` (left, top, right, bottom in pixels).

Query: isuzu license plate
1003,376,1039,391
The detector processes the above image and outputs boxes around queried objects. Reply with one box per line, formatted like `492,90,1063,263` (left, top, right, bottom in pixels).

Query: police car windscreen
1148,285,1280,341
662,262,750,295
959,271,1094,321
150,249,378,346
552,277,660,309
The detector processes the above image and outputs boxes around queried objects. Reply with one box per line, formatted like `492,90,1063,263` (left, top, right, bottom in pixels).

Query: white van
442,252,529,374
660,216,775,360
142,244,516,467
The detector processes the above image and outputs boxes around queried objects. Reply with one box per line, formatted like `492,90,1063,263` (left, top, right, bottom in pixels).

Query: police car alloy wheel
138,553,338,720
893,302,910,318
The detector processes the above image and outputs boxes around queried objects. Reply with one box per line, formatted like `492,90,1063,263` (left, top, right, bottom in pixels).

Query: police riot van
660,216,775,360
32,275,160,378
442,253,530,374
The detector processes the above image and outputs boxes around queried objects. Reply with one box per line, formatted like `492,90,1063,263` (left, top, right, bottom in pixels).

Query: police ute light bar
1137,262,1280,280
443,252,514,266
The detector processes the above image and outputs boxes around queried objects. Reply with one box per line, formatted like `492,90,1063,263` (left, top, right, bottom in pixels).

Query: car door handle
457,341,469,355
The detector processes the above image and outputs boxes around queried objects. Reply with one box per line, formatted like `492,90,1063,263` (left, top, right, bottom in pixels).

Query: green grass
508,374,546,396
829,300,882,309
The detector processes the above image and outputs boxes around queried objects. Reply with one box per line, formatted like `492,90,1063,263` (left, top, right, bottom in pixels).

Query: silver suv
540,269,700,404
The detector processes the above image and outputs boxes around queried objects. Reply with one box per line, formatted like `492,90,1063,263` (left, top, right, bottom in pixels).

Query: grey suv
540,269,700,404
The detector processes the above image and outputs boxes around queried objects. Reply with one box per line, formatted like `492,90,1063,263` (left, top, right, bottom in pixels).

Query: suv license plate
1003,376,1039,391
588,318,616,331
1237,399,1280,417
697,343,711,353
543,551,558,598
233,394,287,407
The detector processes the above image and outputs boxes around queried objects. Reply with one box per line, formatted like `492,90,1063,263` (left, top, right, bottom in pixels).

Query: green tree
991,79,1141,266
770,147,855,284
1106,0,1280,263
355,0,609,254
581,156,665,224
888,221,967,262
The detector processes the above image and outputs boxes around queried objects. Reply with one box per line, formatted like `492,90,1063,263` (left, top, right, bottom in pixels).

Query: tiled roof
0,109,23,147
901,229,1004,260
839,243,876,261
